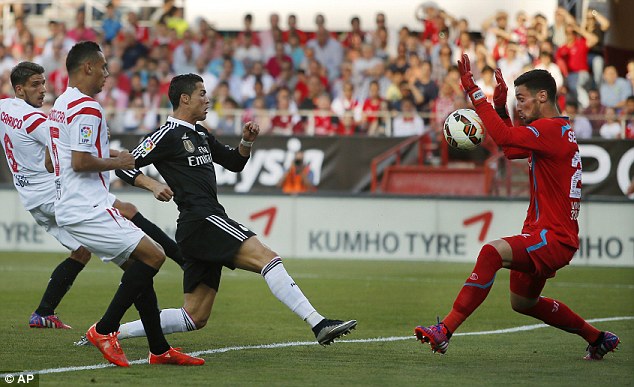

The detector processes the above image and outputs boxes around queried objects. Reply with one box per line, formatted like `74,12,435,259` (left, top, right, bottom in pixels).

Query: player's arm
45,147,54,172
115,168,173,202
457,54,554,152
207,121,259,172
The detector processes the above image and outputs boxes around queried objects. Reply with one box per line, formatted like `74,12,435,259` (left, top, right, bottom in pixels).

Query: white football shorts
61,204,144,266
29,202,82,252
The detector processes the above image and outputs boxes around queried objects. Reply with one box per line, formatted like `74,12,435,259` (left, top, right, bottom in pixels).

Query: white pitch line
3,316,632,377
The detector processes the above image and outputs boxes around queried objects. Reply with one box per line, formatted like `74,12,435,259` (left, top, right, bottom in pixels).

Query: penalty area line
5,316,632,377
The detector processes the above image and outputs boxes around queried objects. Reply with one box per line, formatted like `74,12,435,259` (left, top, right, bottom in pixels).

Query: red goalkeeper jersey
475,103,581,249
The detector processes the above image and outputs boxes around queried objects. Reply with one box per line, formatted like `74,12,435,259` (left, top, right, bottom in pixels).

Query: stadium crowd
1,1,633,139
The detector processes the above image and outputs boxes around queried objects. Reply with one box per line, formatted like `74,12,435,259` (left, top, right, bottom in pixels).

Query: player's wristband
466,87,487,107
240,138,254,147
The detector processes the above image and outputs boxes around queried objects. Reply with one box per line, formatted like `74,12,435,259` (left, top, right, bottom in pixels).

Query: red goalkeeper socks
442,244,502,333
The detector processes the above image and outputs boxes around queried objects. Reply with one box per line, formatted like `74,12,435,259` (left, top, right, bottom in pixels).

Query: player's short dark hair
66,41,103,73
10,61,44,89
168,73,204,109
514,69,557,103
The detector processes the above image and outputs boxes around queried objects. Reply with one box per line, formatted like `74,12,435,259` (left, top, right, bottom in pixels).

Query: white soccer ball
442,108,485,150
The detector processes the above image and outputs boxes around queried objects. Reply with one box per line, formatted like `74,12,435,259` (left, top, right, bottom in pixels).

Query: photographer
278,151,316,194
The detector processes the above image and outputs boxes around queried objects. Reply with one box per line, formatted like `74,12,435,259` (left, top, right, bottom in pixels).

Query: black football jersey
117,117,249,223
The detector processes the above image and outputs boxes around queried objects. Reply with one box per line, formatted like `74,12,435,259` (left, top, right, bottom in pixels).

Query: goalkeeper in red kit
414,54,620,360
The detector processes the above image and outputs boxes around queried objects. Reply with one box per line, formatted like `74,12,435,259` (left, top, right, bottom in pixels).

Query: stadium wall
0,190,632,267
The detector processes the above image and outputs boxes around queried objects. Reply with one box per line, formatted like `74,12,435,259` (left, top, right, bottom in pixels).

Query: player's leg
29,203,91,329
31,246,91,328
234,234,357,345
415,238,513,353
510,270,619,360
117,263,218,340
113,199,184,267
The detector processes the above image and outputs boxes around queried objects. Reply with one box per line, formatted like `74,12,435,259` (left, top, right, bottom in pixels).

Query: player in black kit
116,73,356,345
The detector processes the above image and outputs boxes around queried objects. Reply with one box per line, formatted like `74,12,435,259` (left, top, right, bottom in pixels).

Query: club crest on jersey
183,138,195,153
79,125,93,145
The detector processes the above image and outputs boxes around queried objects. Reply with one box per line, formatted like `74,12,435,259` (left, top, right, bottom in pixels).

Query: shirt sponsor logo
79,125,93,145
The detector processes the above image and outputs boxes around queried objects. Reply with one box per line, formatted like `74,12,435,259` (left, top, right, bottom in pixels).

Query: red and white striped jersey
48,87,111,226
0,97,55,210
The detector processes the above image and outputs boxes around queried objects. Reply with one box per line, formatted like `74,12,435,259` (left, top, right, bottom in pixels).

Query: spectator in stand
200,26,224,61
216,97,240,135
409,60,438,123
122,95,146,132
524,27,541,62
555,14,597,108
233,31,263,66
266,41,292,79
583,89,606,136
352,43,382,91
416,2,441,45
342,16,368,49
270,87,300,136
384,70,404,110
66,8,98,43
621,96,634,138
331,81,359,127
172,30,202,74
549,7,568,48
565,101,592,139
472,43,497,81
125,10,151,44
481,10,511,53
101,2,122,44
313,93,338,136
475,65,496,103
259,13,282,60
270,60,297,105
120,27,150,71
625,59,634,93
242,96,270,131
165,6,188,38
208,44,245,78
237,13,260,47
240,61,274,103
285,32,305,70
141,75,163,129
450,31,476,68
432,78,465,136
217,57,243,103
195,55,219,97
296,74,324,134
243,79,266,108
534,51,564,90
599,107,622,139
283,14,307,45
278,151,316,194
3,16,34,58
306,27,344,83
599,66,632,109
35,38,67,75
431,44,452,85
41,20,74,58
358,80,385,136
392,97,426,137
511,11,529,47
581,8,610,88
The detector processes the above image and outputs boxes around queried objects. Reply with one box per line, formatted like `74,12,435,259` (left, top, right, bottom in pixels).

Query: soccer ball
443,109,485,150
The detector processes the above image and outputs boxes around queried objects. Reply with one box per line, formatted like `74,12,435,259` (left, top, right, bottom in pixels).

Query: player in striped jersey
0,62,184,331
115,74,356,346
49,42,202,366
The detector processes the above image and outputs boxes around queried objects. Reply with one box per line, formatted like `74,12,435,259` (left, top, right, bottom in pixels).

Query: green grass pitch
0,252,632,386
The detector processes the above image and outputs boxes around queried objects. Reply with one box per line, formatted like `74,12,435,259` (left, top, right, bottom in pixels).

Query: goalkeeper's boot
415,320,450,354
149,347,205,366
86,323,129,367
29,312,72,329
313,319,357,345
584,331,620,360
